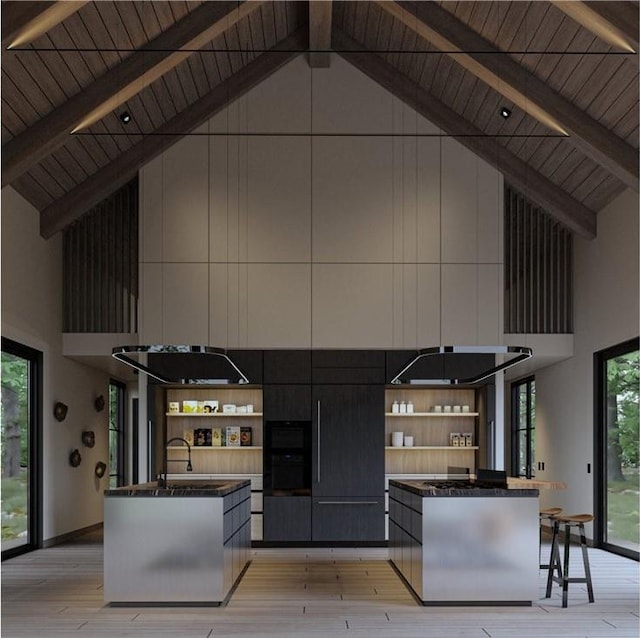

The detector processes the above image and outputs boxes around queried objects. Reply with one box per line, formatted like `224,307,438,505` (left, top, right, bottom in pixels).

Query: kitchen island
388,479,539,605
103,479,250,605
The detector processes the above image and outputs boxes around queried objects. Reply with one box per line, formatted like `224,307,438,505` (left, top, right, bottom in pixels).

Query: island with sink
103,479,250,605
388,478,539,605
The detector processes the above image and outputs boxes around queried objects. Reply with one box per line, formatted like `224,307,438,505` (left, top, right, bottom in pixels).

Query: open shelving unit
384,386,483,475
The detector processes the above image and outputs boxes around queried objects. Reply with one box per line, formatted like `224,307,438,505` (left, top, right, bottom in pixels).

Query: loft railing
63,178,138,333
504,185,573,334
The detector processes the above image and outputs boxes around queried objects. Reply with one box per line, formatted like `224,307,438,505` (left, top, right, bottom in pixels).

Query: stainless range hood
389,345,533,385
111,345,250,384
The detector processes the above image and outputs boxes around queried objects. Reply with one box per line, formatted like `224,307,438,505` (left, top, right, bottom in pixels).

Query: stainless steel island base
389,480,539,605
103,481,250,605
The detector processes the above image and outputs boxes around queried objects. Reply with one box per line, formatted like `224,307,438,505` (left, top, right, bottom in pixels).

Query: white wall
532,188,639,538
140,54,503,348
1,186,111,542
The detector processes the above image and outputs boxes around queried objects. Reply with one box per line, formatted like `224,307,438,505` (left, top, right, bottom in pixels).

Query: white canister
403,435,414,447
391,432,404,447
246,404,254,413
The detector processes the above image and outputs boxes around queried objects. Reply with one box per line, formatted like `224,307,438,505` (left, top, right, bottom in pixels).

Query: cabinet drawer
312,497,384,542
264,496,311,542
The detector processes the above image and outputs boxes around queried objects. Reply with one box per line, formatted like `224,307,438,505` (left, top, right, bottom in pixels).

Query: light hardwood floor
1,532,638,637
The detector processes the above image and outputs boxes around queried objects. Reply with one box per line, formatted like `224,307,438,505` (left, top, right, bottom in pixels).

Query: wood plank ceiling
1,1,638,239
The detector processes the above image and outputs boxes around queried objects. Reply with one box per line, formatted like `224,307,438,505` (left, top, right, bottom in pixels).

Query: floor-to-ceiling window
109,380,126,488
1,338,42,559
511,376,535,478
595,338,639,560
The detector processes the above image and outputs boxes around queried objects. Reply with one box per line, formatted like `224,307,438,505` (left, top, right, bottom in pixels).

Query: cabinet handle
317,400,321,483
317,501,379,505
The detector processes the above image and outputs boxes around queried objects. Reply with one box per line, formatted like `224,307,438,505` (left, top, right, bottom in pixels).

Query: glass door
595,338,639,559
1,338,42,558
511,377,536,478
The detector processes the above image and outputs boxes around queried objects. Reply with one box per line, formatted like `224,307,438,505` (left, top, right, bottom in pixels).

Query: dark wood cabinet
263,384,312,421
312,384,385,498
264,350,311,384
263,496,311,542
311,350,385,384
311,497,384,542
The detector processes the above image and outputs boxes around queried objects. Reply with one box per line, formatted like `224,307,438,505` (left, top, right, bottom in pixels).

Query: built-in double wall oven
263,421,312,496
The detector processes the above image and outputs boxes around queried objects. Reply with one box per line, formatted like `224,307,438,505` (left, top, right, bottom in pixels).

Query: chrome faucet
161,437,193,486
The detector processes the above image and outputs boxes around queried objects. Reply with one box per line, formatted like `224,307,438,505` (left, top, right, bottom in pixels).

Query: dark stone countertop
389,479,538,498
104,479,250,497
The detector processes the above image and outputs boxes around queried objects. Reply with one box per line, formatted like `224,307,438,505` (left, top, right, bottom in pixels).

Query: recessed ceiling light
119,111,132,124
500,106,512,119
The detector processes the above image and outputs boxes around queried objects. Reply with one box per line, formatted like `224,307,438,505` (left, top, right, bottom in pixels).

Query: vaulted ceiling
2,1,638,240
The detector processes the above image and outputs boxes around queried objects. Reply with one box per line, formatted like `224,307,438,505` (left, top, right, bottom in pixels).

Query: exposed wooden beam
333,28,597,239
39,30,307,239
2,0,265,187
376,1,638,191
309,0,332,67
552,1,638,53
2,1,87,49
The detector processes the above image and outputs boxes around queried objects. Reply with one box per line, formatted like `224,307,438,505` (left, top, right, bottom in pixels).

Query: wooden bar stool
539,507,563,569
545,514,595,607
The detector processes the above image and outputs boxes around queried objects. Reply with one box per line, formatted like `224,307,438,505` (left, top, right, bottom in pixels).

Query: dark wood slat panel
115,92,154,136
569,164,614,203
84,121,125,159
44,29,95,90
543,147,587,189
26,161,66,201
558,155,603,196
39,30,306,237
440,62,471,112
61,12,109,78
572,55,627,115
527,136,574,175
523,17,580,84
509,1,551,57
474,90,504,133
160,67,189,114
249,6,267,53
1,112,20,141
463,0,494,38
54,138,97,180
583,173,627,212
184,52,210,100
272,0,289,41
75,2,123,68
615,108,639,144
386,18,406,69
336,28,596,238
493,1,531,52
452,1,475,25
397,27,419,79
71,133,111,172
0,72,35,132
451,71,479,115
260,2,277,50
94,1,134,51
353,0,369,45
3,54,56,118
461,78,492,122
12,172,54,210
363,2,383,53
374,9,395,62
504,118,546,157
39,152,82,193
587,58,638,124
429,54,456,102
201,43,223,91
132,0,166,41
